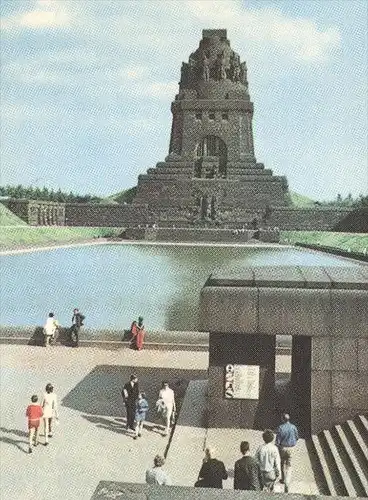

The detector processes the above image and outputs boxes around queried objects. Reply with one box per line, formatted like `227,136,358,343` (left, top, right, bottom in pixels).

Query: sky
1,0,367,200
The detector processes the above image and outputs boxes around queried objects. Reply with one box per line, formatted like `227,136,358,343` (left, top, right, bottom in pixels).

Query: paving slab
324,266,368,290
298,266,332,289
253,266,306,288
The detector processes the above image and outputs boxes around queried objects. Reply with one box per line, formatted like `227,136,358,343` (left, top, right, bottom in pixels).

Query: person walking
255,429,281,492
157,381,176,436
196,447,228,488
122,374,139,432
25,395,43,454
145,455,172,485
134,392,149,439
42,383,59,445
70,308,85,347
43,312,59,347
276,413,299,493
234,441,261,491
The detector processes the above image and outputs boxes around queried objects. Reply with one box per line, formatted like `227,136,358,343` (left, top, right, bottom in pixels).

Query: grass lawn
0,226,124,251
0,203,27,226
281,231,368,253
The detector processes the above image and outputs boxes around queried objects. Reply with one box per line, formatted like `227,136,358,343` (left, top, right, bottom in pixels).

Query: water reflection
0,243,358,331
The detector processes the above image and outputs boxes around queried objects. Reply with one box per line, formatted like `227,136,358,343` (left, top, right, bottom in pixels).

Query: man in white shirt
255,429,281,492
157,381,176,436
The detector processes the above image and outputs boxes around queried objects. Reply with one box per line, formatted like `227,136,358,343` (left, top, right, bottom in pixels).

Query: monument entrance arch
199,265,368,435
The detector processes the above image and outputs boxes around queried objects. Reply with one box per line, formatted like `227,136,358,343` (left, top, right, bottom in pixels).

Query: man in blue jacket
276,413,299,493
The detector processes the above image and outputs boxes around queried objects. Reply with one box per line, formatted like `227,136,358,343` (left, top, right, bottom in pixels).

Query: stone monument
132,29,289,226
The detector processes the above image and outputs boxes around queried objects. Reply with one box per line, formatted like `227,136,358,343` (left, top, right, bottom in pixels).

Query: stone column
291,336,311,436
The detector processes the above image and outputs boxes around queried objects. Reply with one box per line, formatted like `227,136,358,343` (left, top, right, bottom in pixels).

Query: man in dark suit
70,308,85,347
234,441,261,491
197,447,228,488
122,374,139,431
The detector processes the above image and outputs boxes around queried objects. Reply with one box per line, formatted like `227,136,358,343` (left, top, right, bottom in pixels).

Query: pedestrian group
42,308,85,347
193,413,298,493
38,310,300,493
122,375,176,439
25,383,59,454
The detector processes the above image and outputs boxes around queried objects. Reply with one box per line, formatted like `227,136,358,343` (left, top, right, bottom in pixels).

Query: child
134,392,149,439
43,312,60,347
25,395,43,454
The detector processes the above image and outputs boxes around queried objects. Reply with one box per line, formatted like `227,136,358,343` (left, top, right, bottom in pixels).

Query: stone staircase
310,414,368,497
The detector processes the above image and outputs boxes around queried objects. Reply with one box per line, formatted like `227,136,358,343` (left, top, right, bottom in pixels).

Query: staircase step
345,420,368,475
357,415,368,440
323,429,357,497
335,425,368,497
311,435,337,496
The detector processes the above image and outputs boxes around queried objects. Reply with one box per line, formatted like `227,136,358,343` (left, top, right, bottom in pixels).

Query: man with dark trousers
122,374,139,432
234,441,261,491
70,308,85,347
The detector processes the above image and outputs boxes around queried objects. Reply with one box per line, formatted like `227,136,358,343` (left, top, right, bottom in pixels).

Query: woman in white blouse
42,383,58,445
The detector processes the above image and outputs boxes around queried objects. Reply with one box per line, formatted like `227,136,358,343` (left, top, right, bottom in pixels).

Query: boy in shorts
25,395,43,454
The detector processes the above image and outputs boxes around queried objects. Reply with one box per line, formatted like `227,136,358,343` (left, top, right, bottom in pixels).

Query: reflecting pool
0,243,360,331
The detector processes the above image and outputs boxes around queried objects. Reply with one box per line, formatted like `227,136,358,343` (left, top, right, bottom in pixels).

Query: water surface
0,243,358,331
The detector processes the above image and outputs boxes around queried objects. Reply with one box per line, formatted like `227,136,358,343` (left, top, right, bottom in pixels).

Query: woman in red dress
135,316,145,351
130,320,138,347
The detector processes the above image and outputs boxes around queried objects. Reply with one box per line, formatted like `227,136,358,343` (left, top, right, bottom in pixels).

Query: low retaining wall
91,481,345,500
0,326,209,350
4,198,367,232
0,326,291,351
124,227,258,243
295,243,368,263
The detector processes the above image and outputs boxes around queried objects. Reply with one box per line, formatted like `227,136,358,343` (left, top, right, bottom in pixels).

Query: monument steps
311,414,368,497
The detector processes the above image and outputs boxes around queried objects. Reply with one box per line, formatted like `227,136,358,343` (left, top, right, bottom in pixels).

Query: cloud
1,0,69,31
146,1,340,63
122,66,149,80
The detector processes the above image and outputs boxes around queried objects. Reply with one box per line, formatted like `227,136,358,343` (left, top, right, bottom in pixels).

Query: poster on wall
225,364,260,400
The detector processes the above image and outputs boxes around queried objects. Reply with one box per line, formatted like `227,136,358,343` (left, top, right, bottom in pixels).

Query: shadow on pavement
0,427,28,438
0,436,29,454
61,365,207,426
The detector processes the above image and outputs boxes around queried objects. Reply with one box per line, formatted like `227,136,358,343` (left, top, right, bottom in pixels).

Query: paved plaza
0,344,318,500
0,344,207,500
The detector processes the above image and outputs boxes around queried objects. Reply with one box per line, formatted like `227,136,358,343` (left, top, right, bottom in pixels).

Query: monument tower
132,29,289,226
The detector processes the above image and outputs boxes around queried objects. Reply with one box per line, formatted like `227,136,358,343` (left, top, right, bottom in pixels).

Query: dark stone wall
291,336,311,436
4,198,365,232
3,199,65,225
92,481,341,500
200,266,368,435
124,227,258,242
63,204,362,231
64,203,151,227
208,333,276,430
268,207,359,231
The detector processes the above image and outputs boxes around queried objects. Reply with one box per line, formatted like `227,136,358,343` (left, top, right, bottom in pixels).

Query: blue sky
1,0,367,200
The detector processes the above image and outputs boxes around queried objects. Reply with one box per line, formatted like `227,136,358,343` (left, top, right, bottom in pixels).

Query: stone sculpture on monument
132,29,289,228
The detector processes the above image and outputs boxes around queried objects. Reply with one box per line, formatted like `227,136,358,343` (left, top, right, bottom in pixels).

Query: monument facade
132,29,289,227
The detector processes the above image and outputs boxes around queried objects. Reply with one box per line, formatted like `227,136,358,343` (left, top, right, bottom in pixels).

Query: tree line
318,193,368,208
0,184,366,207
0,185,102,204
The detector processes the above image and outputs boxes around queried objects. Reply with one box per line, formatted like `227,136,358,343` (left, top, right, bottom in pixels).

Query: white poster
225,364,260,400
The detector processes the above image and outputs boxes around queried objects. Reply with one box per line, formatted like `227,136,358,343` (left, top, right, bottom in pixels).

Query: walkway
0,344,207,500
